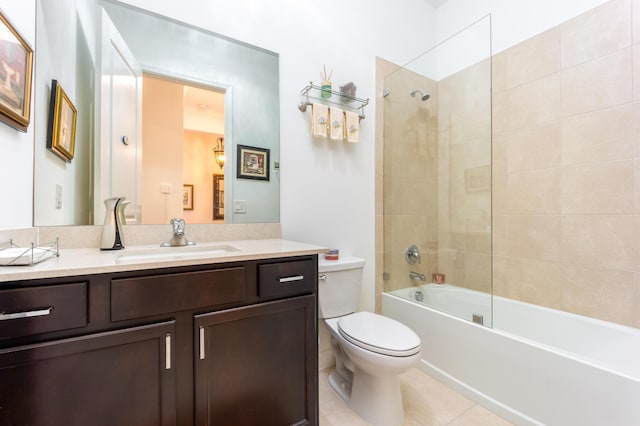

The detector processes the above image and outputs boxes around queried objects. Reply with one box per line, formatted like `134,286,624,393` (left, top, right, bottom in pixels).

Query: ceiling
424,0,448,8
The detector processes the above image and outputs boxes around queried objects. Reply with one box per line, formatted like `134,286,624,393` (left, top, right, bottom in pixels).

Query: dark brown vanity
0,254,319,425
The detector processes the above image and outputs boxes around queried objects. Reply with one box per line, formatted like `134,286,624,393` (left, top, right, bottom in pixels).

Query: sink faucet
409,271,426,281
161,218,196,247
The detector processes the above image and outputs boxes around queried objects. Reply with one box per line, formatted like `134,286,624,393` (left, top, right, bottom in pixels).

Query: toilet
318,256,421,426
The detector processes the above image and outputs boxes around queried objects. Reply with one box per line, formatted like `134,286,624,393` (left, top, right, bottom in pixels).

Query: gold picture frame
0,9,33,132
46,80,77,162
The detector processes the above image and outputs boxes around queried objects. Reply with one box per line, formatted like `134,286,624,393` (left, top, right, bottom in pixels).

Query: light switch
233,200,247,213
55,185,63,209
160,183,172,194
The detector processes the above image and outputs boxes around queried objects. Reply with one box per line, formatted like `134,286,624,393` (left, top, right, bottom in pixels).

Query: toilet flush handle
318,274,327,281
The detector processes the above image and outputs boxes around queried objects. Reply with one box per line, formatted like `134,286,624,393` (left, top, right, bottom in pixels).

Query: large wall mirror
33,0,280,227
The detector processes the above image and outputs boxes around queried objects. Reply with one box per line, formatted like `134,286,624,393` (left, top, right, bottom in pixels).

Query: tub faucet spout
409,271,426,281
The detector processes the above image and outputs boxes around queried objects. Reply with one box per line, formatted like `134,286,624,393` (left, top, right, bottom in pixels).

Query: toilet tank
318,256,365,319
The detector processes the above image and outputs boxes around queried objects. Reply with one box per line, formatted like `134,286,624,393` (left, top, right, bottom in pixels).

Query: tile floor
319,367,513,426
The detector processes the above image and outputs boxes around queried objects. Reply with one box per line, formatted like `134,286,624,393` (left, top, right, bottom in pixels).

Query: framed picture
213,174,224,220
46,80,77,162
237,145,270,181
0,9,33,132
183,184,194,210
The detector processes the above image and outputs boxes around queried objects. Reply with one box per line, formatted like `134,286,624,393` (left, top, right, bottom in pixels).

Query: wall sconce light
214,137,225,169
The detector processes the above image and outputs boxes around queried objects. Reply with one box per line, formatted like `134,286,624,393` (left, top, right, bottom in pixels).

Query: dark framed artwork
46,80,77,162
183,184,194,210
213,174,224,220
236,144,270,181
0,9,33,132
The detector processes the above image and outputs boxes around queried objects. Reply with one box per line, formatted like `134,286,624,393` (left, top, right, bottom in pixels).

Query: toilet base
328,367,405,426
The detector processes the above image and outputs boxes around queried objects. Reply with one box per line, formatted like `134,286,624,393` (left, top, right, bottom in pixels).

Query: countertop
0,239,327,283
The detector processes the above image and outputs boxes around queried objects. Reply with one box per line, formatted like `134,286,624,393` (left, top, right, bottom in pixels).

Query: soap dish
0,238,59,266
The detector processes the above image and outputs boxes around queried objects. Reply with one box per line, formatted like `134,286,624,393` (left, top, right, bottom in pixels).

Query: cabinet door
0,321,176,426
195,295,318,426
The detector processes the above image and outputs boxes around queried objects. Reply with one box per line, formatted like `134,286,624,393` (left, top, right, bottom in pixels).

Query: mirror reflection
33,0,280,227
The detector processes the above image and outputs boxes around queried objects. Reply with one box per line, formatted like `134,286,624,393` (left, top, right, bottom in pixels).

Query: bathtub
383,284,640,425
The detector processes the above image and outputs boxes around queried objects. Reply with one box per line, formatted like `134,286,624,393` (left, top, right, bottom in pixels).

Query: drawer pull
0,306,53,321
165,334,171,370
199,326,205,360
278,275,304,284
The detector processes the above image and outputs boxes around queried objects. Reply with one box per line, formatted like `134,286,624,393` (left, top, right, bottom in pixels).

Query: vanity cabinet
0,255,318,426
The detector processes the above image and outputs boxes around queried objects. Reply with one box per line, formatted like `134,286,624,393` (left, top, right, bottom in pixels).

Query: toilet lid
338,312,421,357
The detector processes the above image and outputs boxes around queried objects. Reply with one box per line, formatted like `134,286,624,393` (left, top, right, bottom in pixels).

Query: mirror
33,0,280,226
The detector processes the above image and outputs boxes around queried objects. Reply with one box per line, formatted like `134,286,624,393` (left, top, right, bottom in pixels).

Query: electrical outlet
55,185,63,209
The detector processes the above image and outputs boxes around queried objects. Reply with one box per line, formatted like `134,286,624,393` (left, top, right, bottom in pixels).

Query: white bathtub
383,285,640,425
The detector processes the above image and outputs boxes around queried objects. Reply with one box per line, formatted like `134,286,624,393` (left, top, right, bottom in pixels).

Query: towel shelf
298,82,369,120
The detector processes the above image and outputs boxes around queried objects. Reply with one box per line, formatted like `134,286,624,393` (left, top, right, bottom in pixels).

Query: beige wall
378,0,640,329
493,0,639,327
183,130,224,224
141,75,184,224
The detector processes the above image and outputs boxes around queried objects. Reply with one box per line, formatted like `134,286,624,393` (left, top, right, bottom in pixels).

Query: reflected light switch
160,183,172,194
233,200,247,213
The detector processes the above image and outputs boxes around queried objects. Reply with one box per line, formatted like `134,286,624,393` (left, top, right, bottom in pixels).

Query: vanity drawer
0,283,88,340
258,259,316,299
111,267,246,321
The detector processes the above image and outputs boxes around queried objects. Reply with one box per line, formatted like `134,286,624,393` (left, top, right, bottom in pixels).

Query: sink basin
115,244,239,263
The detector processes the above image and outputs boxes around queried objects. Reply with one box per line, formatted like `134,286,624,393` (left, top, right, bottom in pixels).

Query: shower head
410,89,430,101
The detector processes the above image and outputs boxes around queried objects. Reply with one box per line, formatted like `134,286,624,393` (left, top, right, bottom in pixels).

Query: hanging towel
345,110,360,143
329,107,344,141
311,103,328,137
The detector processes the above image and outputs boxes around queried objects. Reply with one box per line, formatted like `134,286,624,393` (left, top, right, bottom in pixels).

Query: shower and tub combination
379,12,640,426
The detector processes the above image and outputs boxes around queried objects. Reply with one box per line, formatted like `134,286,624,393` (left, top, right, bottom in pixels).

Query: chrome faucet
161,218,196,247
409,271,426,281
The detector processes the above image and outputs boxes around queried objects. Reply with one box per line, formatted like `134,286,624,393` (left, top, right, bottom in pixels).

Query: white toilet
318,256,421,426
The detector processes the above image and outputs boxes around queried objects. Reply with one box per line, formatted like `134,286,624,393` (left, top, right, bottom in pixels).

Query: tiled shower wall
378,0,640,328
493,0,639,327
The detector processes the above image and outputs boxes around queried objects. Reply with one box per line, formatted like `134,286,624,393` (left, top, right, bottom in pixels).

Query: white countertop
0,239,327,283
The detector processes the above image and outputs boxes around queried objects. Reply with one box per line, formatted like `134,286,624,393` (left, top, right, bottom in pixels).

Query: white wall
436,0,610,53
0,1,35,229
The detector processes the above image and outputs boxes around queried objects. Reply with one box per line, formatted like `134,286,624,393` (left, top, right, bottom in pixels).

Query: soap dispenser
100,197,127,250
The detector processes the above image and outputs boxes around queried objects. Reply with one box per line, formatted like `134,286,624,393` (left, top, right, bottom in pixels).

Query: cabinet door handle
165,334,171,370
199,326,205,360
278,275,304,283
0,307,52,321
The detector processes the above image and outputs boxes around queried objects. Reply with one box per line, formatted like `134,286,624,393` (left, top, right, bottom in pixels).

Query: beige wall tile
492,51,507,93
507,121,561,172
634,103,640,158
507,168,561,215
492,215,508,257
561,104,633,165
465,252,491,292
561,48,632,117
507,73,562,131
492,255,508,297
562,264,634,325
634,45,640,100
507,257,563,309
634,0,640,44
561,214,636,270
507,215,562,261
636,160,640,212
562,161,634,214
561,0,631,68
492,90,509,136
507,27,561,89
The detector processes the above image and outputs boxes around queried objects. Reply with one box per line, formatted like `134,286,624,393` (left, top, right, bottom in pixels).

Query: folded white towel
311,103,328,137
345,110,360,143
329,107,344,141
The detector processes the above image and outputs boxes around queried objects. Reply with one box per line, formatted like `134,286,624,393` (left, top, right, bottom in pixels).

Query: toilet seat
337,312,421,357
